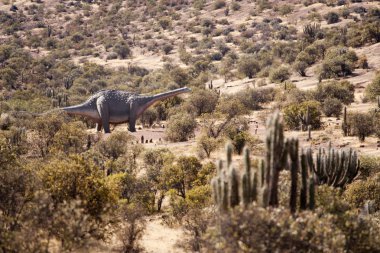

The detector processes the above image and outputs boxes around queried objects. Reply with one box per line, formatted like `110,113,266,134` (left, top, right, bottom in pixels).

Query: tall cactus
266,110,287,206
211,111,359,214
342,106,349,136
313,144,359,187
299,106,310,131
211,111,314,213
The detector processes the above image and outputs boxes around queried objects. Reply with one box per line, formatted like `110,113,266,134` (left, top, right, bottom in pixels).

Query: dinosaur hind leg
96,96,111,133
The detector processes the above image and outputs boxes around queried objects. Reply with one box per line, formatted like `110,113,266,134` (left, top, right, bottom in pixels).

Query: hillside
1,0,380,252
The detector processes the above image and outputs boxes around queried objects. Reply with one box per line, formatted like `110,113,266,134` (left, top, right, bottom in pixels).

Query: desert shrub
162,156,202,199
276,4,293,16
269,66,290,83
40,155,117,218
165,112,197,142
118,205,146,253
231,2,241,11
96,132,135,161
324,12,340,24
216,95,249,119
293,60,308,76
344,174,380,210
213,0,226,9
236,87,276,110
313,80,355,105
237,55,260,79
197,134,220,158
204,206,346,252
51,121,88,154
209,51,223,61
187,89,219,116
162,44,173,55
319,47,358,80
347,112,374,141
113,42,131,59
359,156,380,179
230,131,257,154
158,17,172,29
283,100,322,130
322,97,342,117
365,71,380,101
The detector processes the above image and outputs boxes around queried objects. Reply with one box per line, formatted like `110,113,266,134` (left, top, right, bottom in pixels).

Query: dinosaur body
61,87,190,133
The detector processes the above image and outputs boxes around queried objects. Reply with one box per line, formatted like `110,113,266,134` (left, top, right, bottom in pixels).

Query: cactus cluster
312,144,359,187
211,111,315,213
64,75,75,90
211,111,360,213
8,127,26,146
303,23,321,43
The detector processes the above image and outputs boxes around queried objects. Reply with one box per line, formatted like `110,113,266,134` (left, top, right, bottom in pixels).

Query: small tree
269,66,290,83
283,100,322,130
187,89,219,116
365,72,380,101
347,112,374,141
323,97,342,117
197,134,220,158
237,56,260,79
319,47,358,80
165,113,197,142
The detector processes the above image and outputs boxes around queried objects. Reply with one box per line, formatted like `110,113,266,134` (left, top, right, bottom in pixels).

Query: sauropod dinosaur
59,87,191,133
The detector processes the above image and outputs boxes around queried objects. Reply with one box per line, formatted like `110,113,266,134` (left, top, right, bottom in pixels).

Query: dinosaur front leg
96,96,111,133
128,114,137,132
128,102,137,132
96,122,102,132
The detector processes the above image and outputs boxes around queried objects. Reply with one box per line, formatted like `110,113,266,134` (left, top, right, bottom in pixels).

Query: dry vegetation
1,0,380,252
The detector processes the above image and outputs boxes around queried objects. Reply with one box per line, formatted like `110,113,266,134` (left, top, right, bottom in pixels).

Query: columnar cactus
211,111,359,214
313,144,359,187
211,111,315,213
299,106,310,131
342,106,349,136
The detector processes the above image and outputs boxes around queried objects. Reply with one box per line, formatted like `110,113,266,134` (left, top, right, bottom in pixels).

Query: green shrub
283,100,321,130
237,55,260,79
347,112,374,141
319,47,358,80
204,206,346,252
162,44,173,55
213,0,226,9
322,97,342,117
158,17,172,29
365,71,380,101
324,12,340,24
269,66,290,83
359,156,380,179
313,80,355,105
40,155,117,218
165,113,197,142
113,42,131,59
344,174,380,210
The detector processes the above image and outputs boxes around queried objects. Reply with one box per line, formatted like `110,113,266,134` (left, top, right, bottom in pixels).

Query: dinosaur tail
11,108,63,118
61,104,90,116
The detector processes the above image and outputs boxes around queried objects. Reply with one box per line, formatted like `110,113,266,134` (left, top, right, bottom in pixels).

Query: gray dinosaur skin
61,87,191,133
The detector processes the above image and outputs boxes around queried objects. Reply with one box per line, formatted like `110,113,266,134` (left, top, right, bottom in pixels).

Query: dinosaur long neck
137,87,190,115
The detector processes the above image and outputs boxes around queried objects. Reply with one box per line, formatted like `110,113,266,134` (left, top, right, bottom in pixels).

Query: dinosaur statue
60,87,191,133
